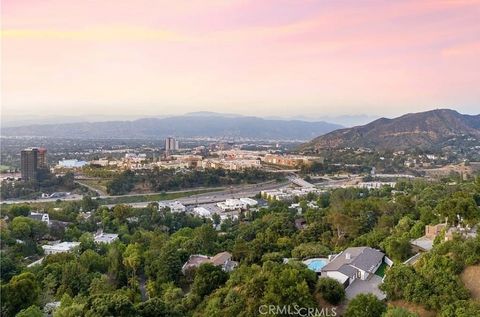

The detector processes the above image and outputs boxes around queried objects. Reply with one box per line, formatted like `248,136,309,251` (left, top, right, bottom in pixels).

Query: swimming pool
303,258,328,272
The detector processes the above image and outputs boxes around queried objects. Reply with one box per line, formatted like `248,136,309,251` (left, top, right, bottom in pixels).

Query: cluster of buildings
216,198,257,211
356,181,396,189
165,137,180,153
411,222,477,252
32,142,327,178
41,232,118,255
201,158,261,170
261,186,322,201
157,196,258,224
262,154,323,167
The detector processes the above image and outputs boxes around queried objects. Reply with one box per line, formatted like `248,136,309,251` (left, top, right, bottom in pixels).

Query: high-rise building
38,148,47,168
165,137,179,153
20,147,47,181
21,148,39,181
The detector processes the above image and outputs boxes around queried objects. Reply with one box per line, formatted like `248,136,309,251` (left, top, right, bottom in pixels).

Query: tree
113,204,132,221
123,243,142,280
81,196,98,212
439,300,480,317
380,264,416,300
57,261,91,296
191,263,228,298
383,236,412,262
383,306,418,317
148,242,185,293
84,293,136,317
8,205,31,218
79,232,95,251
15,305,43,317
135,298,173,317
1,272,39,316
0,256,19,283
54,293,84,317
107,242,128,287
328,211,360,244
435,192,479,225
345,294,386,317
292,243,331,259
79,249,108,272
316,277,345,305
107,170,136,195
10,217,47,241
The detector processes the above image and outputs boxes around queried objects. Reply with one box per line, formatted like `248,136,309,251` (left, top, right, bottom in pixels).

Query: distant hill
301,109,480,151
1,114,342,141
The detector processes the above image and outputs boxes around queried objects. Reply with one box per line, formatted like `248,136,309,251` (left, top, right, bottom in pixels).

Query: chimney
345,252,351,260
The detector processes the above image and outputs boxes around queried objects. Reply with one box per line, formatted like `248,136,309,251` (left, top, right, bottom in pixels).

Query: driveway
345,275,386,300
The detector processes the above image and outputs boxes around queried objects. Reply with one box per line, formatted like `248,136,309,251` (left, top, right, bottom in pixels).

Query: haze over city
2,0,480,122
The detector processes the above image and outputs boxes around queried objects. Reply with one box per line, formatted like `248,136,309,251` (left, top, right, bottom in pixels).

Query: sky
2,0,480,122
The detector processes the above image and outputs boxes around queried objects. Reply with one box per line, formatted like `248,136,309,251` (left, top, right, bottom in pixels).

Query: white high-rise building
165,137,179,152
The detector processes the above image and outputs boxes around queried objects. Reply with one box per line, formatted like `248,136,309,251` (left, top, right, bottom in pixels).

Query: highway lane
104,181,289,208
1,180,287,207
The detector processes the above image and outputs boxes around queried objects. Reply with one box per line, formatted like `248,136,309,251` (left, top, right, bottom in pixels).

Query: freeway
104,181,289,208
1,180,288,207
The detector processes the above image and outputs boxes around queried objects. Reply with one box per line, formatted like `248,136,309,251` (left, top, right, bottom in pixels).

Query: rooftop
322,247,384,274
42,241,80,251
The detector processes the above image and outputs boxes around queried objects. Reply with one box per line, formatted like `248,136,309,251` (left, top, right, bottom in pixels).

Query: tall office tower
21,148,39,181
37,148,47,168
165,137,179,153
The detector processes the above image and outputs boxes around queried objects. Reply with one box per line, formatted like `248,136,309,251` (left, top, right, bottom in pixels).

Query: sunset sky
2,0,479,121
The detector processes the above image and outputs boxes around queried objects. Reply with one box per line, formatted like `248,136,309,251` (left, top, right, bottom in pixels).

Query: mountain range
1,113,342,141
301,109,480,151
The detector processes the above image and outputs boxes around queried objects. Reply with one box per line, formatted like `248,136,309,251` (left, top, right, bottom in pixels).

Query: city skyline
2,0,480,120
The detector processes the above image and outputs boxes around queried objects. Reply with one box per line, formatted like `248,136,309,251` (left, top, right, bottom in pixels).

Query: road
104,181,289,208
74,180,106,196
1,180,288,207
0,194,85,205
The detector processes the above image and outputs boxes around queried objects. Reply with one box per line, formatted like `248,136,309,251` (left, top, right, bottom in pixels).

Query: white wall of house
325,271,350,284
358,269,368,280
384,256,394,266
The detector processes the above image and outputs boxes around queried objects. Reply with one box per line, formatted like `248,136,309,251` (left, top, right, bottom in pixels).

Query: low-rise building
58,159,88,169
261,187,321,201
94,232,119,244
182,251,238,273
240,197,258,207
158,201,187,213
262,154,323,167
192,206,212,218
42,241,80,255
412,223,477,252
28,212,50,226
357,182,396,189
216,198,257,211
321,247,385,287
